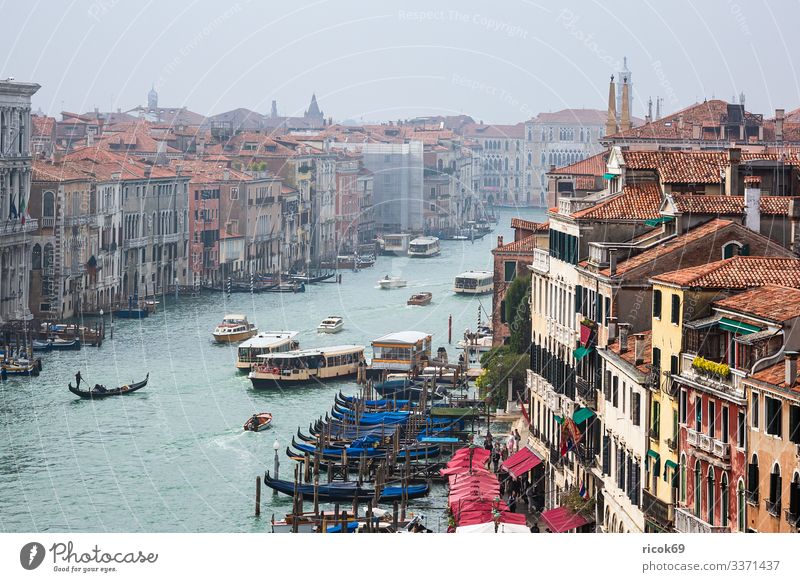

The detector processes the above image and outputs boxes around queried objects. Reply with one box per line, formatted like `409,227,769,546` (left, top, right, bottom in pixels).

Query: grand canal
0,208,545,533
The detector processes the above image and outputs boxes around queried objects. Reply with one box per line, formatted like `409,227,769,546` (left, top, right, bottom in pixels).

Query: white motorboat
213,314,258,343
317,316,344,334
378,275,408,289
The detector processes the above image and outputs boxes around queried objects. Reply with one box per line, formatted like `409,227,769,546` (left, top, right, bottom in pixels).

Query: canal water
0,207,546,533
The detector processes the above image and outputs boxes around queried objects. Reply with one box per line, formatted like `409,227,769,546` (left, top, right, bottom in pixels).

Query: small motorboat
144,299,159,314
378,275,407,289
212,314,258,344
265,282,305,293
243,412,273,432
2,359,40,377
407,292,432,306
317,316,344,334
32,339,53,352
68,373,149,399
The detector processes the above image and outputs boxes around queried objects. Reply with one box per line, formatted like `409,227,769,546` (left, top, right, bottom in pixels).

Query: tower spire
620,76,632,132
606,75,618,136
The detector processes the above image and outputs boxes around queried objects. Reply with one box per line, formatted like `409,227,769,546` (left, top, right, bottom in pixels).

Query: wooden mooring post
255,475,261,517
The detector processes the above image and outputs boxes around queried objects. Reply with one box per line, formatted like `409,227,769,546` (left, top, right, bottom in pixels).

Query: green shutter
653,290,662,318
671,294,680,324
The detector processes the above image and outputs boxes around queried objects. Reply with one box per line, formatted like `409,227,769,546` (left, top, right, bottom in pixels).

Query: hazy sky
2,0,798,123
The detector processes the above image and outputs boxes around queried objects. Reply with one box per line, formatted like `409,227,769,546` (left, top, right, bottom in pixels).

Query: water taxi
453,270,493,295
235,331,300,371
378,275,407,289
408,236,440,258
407,292,432,306
317,316,344,334
248,345,365,388
213,314,258,343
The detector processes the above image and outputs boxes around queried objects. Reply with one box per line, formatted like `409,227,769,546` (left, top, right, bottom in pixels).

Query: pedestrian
514,428,521,448
500,445,509,462
483,432,493,451
526,485,536,512
508,492,517,513
491,443,501,473
529,522,540,533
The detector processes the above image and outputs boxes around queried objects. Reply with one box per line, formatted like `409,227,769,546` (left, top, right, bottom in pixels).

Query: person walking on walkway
491,442,501,473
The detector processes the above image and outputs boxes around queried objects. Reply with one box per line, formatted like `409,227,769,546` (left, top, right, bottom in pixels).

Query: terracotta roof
748,360,800,392
511,217,549,232
32,160,91,182
671,194,800,215
652,256,800,289
713,284,800,323
32,115,55,138
168,159,253,182
623,151,726,183
571,181,662,220
493,234,539,254
575,176,599,190
607,329,652,374
548,150,609,177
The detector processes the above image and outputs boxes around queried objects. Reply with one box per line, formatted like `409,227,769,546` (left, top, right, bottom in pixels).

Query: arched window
748,453,759,501
32,244,42,270
790,472,800,523
769,463,782,514
722,241,746,259
707,467,715,524
737,479,746,532
680,453,687,503
694,460,702,516
43,191,55,218
721,473,729,528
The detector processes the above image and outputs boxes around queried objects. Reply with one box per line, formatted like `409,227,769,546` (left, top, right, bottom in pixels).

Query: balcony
642,489,674,527
41,217,55,228
576,377,596,408
558,197,595,216
530,248,549,274
666,437,677,451
745,489,758,505
678,352,745,400
123,236,148,249
0,218,38,236
65,215,94,227
674,507,728,533
765,499,781,517
685,427,731,461
786,509,800,528
160,232,181,244
546,317,575,347
649,428,660,441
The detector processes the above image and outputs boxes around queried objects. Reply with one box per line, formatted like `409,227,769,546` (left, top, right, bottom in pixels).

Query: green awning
646,449,660,472
644,216,675,227
663,459,678,480
573,407,595,424
573,346,593,360
554,415,563,424
603,172,617,180
646,450,660,460
718,317,761,335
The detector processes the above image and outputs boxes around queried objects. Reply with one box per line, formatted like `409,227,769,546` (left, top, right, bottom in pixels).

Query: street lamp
272,440,280,481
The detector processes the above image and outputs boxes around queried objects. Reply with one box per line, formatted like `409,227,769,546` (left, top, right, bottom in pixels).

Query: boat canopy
372,331,431,345
257,345,364,359
239,331,298,348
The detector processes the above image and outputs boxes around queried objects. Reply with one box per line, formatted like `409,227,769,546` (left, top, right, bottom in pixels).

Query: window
230,187,239,200
653,289,662,318
694,460,702,516
670,355,679,376
612,376,619,407
670,294,680,324
765,396,782,437
632,392,641,426
43,191,55,218
769,464,782,511
504,261,516,282
709,401,716,438
651,400,660,439
790,405,800,444
747,455,759,501
721,406,729,444
679,389,688,423
707,469,715,524
721,474,729,528
680,454,687,503
738,480,746,531
738,411,746,448
652,347,661,379
752,392,760,429
695,396,703,432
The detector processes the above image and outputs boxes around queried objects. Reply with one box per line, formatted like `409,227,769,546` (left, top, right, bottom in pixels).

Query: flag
559,417,583,457
518,397,530,425
579,481,586,499
19,194,26,225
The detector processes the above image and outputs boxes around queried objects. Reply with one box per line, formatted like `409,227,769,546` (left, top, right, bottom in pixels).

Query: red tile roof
671,194,800,215
493,234,539,254
511,217,549,232
623,151,725,183
32,160,92,182
713,284,800,323
548,150,609,177
32,115,55,138
607,329,652,373
652,256,800,289
748,360,800,392
571,181,662,220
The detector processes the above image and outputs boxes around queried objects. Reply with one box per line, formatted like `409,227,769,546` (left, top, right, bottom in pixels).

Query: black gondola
68,373,149,399
263,471,429,502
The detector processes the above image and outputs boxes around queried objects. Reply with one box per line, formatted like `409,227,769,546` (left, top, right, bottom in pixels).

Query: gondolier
75,371,82,387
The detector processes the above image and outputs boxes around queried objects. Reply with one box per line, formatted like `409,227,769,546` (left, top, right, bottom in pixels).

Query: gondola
289,436,440,462
263,471,429,502
289,272,336,284
51,338,81,351
68,373,149,399
32,340,53,352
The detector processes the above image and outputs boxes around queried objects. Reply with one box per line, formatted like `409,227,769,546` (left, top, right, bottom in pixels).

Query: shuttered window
632,392,641,426
670,294,680,324
653,289,662,318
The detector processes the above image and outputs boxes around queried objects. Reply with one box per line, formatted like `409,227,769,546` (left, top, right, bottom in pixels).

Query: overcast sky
2,0,798,123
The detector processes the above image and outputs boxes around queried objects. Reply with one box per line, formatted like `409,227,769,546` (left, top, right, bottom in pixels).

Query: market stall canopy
500,447,543,479
540,506,593,533
456,521,531,533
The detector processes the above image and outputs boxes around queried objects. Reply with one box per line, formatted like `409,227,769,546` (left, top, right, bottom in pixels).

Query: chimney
497,235,504,247
606,75,618,136
87,132,94,146
776,108,785,143
620,77,632,132
144,167,151,180
744,175,761,233
677,114,684,130
785,351,798,387
789,199,800,254
725,147,741,195
633,333,645,365
223,169,230,181
692,123,701,140
618,323,631,353
608,249,617,276
197,136,205,156
607,316,618,342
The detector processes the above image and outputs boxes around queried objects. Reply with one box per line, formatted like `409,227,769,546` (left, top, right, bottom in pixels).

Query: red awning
500,447,542,479
539,507,593,533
